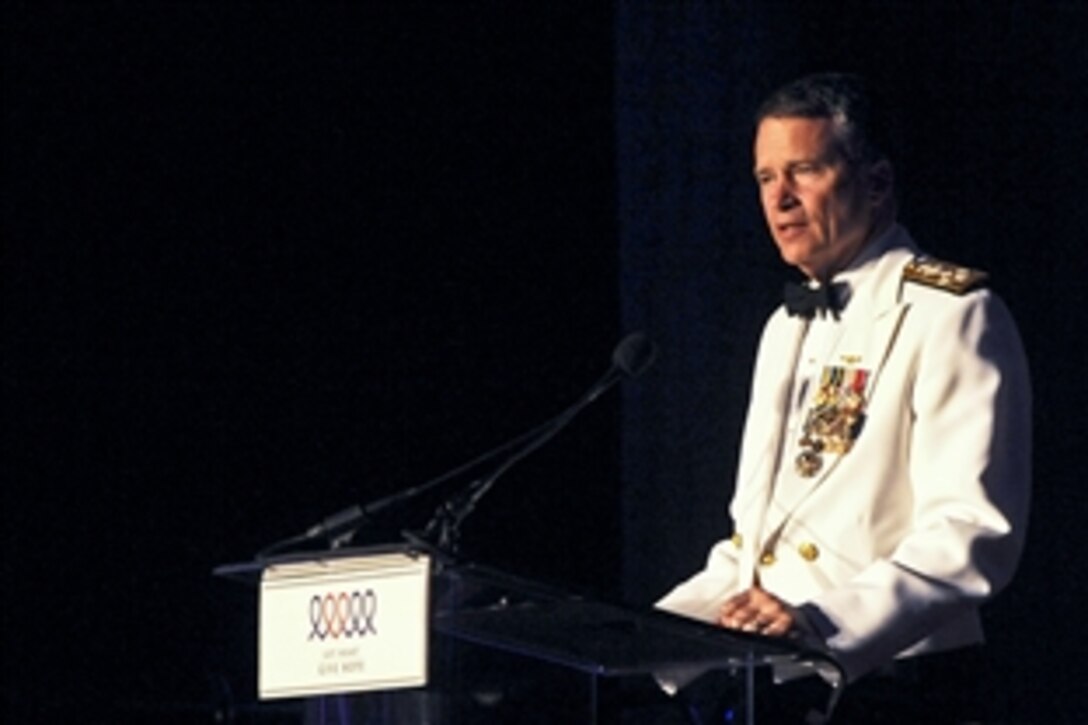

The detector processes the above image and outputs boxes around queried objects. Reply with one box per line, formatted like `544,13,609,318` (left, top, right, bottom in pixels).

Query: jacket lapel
756,239,916,549
731,313,808,584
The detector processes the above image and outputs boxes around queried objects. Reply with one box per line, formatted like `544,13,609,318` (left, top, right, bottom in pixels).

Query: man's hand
719,585,797,636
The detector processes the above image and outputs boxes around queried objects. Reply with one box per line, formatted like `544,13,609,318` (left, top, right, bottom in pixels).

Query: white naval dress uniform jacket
657,225,1032,682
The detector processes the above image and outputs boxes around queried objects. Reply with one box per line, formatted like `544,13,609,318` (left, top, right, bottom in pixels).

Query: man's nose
773,180,799,210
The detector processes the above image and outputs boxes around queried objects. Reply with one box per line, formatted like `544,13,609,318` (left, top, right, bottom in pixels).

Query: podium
215,546,842,724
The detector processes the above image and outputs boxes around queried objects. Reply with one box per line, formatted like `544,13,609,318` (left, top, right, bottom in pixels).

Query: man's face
753,116,884,280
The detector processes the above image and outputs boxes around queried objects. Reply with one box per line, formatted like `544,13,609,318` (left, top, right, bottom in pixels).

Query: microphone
257,504,368,559
614,330,657,377
256,332,657,560
584,331,657,402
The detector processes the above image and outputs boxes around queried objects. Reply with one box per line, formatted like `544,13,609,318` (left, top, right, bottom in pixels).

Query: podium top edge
212,543,427,584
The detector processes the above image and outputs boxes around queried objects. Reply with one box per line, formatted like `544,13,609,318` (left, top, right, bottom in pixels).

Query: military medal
795,446,823,477
795,365,869,477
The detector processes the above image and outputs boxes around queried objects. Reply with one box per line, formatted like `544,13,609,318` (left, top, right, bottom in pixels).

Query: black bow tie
783,282,842,319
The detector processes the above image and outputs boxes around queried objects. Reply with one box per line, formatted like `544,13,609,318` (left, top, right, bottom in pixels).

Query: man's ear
868,159,894,206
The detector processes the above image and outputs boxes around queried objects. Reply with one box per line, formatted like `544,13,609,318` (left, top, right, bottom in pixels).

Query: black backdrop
5,2,1088,722
5,3,620,719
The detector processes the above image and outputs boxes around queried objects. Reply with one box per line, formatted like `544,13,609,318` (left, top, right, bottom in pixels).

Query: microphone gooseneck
418,331,657,556
256,332,657,560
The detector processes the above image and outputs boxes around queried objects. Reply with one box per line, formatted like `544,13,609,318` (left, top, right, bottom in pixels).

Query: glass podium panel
217,548,842,724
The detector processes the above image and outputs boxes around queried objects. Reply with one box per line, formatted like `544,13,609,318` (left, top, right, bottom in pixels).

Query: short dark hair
755,73,895,165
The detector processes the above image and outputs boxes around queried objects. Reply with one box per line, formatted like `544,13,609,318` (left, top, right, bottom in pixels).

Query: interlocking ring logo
308,589,378,640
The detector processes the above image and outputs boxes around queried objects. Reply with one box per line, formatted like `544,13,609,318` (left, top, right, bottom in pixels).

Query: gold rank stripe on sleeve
902,256,989,294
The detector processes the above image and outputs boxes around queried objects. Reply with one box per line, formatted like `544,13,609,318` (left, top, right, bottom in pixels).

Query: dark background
5,2,1086,722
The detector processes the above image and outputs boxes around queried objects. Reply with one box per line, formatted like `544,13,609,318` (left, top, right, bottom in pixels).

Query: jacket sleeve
655,537,742,622
653,312,792,622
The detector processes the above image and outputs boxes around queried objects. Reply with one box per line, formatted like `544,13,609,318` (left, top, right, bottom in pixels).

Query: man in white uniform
657,74,1031,722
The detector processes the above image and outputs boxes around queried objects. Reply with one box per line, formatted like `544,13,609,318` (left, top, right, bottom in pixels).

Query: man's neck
812,215,896,285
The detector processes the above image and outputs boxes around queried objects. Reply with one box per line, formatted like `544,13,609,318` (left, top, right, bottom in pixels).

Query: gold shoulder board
903,256,989,294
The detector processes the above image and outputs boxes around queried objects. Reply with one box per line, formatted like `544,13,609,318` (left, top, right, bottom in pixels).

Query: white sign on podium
258,550,430,700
